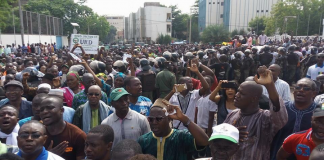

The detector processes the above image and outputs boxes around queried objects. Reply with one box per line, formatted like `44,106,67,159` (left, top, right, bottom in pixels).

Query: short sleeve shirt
306,64,324,80
155,69,176,98
129,96,152,116
282,128,315,160
196,95,218,129
44,122,86,160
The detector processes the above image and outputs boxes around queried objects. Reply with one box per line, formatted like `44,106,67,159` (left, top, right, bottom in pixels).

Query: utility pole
18,0,25,45
189,7,198,44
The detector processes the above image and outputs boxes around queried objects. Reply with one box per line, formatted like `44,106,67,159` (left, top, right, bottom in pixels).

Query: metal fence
1,9,63,36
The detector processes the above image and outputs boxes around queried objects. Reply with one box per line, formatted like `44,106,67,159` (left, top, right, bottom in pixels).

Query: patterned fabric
224,98,288,160
270,101,316,160
138,129,200,160
72,90,108,109
100,79,111,97
61,86,85,107
129,96,152,116
282,128,315,160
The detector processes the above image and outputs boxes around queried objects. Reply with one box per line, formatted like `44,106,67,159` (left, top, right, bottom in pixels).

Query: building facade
124,2,172,44
199,0,279,33
105,15,125,40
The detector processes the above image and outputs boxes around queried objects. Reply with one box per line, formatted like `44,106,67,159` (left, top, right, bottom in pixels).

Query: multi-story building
198,0,279,32
124,2,172,44
105,15,124,40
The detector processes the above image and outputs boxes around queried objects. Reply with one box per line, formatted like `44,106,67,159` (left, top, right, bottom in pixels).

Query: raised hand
188,63,199,73
254,65,273,86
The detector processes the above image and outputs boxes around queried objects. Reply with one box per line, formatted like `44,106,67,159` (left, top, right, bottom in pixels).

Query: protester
101,88,150,147
61,71,84,107
309,144,324,160
17,120,64,160
40,95,86,160
73,85,112,133
155,58,176,98
110,139,142,160
138,98,209,160
0,105,19,146
85,124,114,160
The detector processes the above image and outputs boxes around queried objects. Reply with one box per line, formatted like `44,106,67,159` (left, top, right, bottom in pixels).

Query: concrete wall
0,34,68,47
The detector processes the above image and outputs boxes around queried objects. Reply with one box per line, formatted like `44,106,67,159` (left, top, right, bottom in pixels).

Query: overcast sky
80,0,196,17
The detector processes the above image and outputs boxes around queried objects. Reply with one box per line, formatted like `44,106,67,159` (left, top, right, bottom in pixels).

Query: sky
81,0,196,17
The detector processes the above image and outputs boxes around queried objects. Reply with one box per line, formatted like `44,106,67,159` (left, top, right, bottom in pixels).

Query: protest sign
70,34,99,54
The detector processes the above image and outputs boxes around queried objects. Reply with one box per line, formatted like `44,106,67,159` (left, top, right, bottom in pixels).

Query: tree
231,29,239,37
156,34,171,45
265,0,324,36
23,0,110,40
0,0,16,31
249,16,267,35
105,25,117,43
201,25,230,44
169,5,189,40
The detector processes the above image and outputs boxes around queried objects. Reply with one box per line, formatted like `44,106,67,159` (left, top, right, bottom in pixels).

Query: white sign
70,34,99,54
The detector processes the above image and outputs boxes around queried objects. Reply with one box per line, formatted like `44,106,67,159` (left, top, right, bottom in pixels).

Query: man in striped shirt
224,66,288,160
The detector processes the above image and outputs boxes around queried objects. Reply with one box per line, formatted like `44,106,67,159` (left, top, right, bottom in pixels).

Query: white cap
37,83,51,90
209,123,239,144
48,89,64,97
113,60,125,67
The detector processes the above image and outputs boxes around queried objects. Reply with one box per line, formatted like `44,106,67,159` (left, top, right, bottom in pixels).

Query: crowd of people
0,34,324,160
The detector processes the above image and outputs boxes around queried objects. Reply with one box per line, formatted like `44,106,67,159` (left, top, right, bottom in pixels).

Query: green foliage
156,34,171,45
21,0,110,40
105,25,117,43
231,29,239,37
169,5,189,40
0,0,17,31
248,16,267,35
265,0,324,36
201,25,230,44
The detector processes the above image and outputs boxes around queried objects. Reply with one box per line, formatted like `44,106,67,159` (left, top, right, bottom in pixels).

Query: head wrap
114,72,126,80
67,71,81,82
96,73,108,81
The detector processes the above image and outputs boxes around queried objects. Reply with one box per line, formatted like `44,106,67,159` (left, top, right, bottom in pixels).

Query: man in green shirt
155,58,176,98
138,98,209,160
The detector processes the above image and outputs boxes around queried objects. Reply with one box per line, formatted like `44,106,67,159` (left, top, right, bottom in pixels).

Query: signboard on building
70,34,99,54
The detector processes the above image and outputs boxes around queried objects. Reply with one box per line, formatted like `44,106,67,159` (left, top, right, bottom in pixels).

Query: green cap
110,88,129,101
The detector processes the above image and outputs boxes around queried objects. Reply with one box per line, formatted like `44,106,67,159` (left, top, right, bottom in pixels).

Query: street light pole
18,0,25,45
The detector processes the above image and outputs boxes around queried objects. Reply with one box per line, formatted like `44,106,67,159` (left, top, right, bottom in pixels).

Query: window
220,14,223,18
167,25,171,33
221,2,224,6
261,10,264,12
213,2,215,4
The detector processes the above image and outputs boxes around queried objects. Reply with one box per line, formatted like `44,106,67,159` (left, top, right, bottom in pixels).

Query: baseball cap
110,88,130,101
209,123,239,144
4,80,23,90
313,104,324,118
113,60,125,67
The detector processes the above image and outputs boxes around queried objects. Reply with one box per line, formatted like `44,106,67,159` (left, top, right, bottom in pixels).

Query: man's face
39,98,63,126
317,54,324,64
234,84,254,109
61,67,69,74
0,107,18,134
210,139,238,160
5,86,23,101
294,80,316,103
312,117,324,140
55,59,63,68
268,66,279,80
106,58,113,66
111,95,129,114
32,98,44,118
148,107,170,137
5,63,13,70
83,77,96,90
180,77,193,92
126,78,142,97
87,87,102,106
25,61,34,67
85,133,111,160
51,68,59,77
17,123,47,155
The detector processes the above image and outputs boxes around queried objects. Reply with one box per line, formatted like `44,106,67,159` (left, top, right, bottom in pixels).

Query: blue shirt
100,79,112,98
129,96,152,116
18,147,48,160
18,106,76,126
270,101,316,160
0,99,33,119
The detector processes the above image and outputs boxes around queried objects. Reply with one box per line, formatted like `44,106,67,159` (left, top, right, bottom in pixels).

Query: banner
70,34,99,54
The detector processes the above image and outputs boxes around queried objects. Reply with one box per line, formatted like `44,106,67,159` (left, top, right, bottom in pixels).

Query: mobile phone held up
221,82,237,89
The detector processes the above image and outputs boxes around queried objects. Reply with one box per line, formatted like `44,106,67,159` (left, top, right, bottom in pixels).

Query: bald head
310,144,324,160
269,64,280,71
297,78,316,90
82,73,94,81
240,81,263,97
269,64,281,80
20,120,46,134
88,85,101,93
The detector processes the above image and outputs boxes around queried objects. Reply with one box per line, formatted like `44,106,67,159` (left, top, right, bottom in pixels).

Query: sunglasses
147,116,165,123
294,86,312,91
18,133,43,139
87,93,100,96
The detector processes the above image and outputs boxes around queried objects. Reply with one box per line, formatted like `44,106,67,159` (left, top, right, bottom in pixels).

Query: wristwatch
184,119,191,128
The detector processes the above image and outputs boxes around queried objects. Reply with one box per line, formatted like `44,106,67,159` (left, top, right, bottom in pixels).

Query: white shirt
169,90,201,130
259,35,268,45
47,151,65,160
196,95,218,129
271,52,278,65
307,64,324,80
101,109,151,147
262,78,291,103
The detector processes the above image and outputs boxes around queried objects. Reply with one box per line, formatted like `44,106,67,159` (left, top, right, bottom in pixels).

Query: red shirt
282,128,316,160
191,76,218,91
